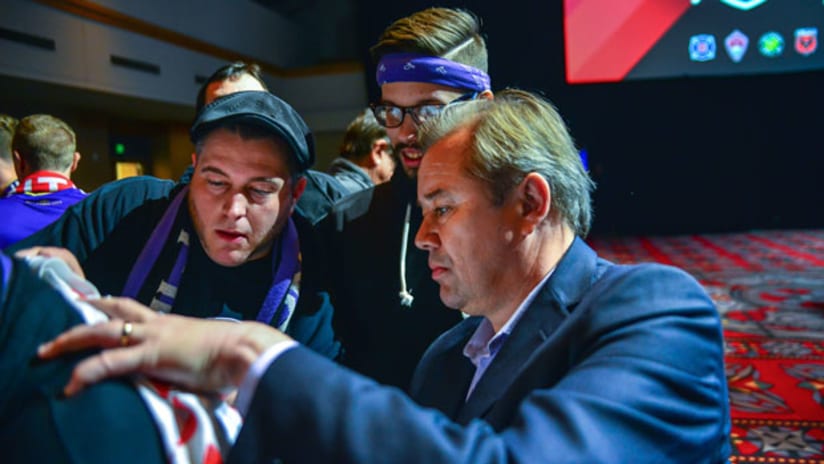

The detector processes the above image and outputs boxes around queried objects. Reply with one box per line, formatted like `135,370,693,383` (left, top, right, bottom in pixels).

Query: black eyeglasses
370,92,478,128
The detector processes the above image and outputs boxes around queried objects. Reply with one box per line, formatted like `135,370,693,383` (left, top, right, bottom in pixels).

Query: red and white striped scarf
13,171,77,195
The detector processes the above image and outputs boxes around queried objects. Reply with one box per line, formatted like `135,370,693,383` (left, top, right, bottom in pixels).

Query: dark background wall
354,1,824,237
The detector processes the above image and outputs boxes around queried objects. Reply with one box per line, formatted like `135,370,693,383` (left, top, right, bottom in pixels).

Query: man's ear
70,152,81,173
191,152,197,167
368,139,390,166
517,172,551,233
287,175,307,216
479,89,494,101
12,150,24,177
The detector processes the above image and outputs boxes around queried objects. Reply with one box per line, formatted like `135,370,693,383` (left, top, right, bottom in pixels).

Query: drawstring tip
399,290,414,308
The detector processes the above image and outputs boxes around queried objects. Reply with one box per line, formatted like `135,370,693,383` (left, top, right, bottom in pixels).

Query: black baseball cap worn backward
190,91,316,173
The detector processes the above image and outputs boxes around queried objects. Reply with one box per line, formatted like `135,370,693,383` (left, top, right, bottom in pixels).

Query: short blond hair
12,114,76,172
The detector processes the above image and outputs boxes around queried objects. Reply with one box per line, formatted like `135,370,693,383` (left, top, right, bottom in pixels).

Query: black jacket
0,255,166,463
7,175,341,359
322,170,463,389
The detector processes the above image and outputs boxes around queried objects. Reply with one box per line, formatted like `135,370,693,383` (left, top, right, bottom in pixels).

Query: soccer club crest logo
795,28,818,56
689,34,717,62
724,30,749,63
758,32,784,58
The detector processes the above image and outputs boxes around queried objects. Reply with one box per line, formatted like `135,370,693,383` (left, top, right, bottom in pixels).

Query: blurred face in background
204,73,266,106
371,137,396,184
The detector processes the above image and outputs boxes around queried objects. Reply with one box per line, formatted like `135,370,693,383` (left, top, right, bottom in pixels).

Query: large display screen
564,0,823,84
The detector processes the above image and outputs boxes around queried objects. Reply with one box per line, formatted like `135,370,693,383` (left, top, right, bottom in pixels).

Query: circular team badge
758,32,784,58
689,34,717,62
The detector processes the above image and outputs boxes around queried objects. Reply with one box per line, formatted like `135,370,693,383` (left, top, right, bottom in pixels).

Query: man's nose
398,113,418,143
225,192,248,218
414,216,437,251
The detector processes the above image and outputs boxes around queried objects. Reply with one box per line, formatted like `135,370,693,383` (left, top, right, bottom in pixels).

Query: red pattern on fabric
150,380,172,399
202,445,223,464
13,171,75,194
172,396,198,445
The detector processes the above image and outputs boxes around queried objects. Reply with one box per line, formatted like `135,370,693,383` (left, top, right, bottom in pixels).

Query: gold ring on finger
120,321,133,346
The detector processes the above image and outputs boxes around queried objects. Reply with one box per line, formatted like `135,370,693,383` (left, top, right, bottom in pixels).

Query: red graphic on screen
565,0,691,83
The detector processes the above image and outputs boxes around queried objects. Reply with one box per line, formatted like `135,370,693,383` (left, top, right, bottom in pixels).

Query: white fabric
26,255,242,464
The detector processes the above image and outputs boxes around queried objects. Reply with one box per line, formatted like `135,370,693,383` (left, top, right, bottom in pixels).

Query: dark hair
370,7,488,72
195,61,267,112
339,109,390,161
12,114,77,172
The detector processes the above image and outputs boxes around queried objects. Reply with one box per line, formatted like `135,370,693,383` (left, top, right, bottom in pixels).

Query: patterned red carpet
589,230,824,463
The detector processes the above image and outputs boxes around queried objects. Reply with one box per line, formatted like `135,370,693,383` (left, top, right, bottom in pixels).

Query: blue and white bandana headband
376,53,491,92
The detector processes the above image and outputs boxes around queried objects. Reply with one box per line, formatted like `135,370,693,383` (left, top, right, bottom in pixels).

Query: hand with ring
120,322,133,346
38,297,292,397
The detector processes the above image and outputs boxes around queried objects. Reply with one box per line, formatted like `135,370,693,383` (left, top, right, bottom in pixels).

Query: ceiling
0,73,194,124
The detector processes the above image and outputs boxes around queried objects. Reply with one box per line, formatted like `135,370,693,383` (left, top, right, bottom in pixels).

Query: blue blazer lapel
411,319,479,418
456,238,602,424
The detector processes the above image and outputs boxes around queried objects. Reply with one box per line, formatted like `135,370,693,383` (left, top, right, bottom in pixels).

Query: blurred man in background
0,114,19,194
195,61,267,112
327,108,395,194
0,114,86,248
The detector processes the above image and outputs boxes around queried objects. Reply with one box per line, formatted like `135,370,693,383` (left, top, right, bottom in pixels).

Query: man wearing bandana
324,7,494,389
7,92,340,360
0,115,86,249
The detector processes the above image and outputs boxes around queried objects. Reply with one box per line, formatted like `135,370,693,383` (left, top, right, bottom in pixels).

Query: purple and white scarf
122,186,301,331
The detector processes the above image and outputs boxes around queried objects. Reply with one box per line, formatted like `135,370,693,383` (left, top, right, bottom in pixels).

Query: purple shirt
0,188,87,249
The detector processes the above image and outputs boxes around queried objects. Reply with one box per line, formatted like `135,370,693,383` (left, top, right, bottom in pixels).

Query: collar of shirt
462,268,555,399
13,171,76,195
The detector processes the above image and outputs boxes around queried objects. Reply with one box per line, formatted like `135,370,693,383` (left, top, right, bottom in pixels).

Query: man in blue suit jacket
0,251,166,463
42,89,731,463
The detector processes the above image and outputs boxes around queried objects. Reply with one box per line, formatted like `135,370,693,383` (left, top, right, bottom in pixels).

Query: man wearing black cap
186,61,346,226
7,91,339,359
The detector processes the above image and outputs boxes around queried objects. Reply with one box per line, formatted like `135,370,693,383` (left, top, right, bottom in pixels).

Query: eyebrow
421,187,447,202
200,166,282,184
200,166,227,177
